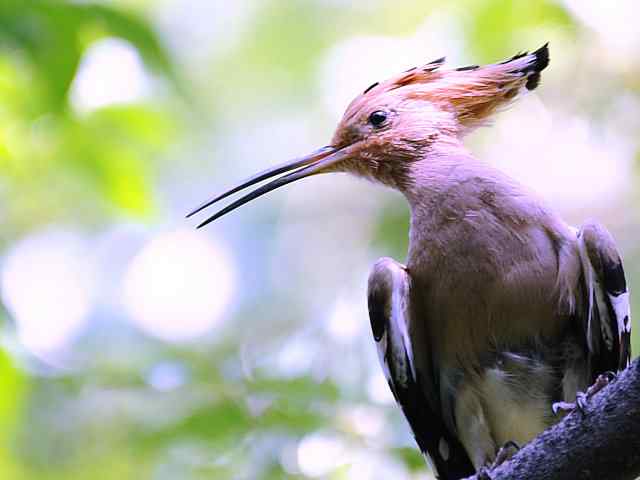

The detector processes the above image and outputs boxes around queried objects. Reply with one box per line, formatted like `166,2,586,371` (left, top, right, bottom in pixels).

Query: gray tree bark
463,357,640,480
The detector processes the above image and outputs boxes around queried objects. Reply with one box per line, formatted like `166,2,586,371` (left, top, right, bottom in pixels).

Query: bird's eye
368,110,388,128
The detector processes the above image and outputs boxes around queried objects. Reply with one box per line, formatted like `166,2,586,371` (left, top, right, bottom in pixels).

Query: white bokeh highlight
338,405,386,439
564,0,640,59
318,12,464,119
367,370,395,405
122,229,234,342
483,95,634,210
1,230,94,357
155,0,260,62
297,432,348,477
276,337,316,378
146,361,188,391
326,297,365,343
71,37,151,113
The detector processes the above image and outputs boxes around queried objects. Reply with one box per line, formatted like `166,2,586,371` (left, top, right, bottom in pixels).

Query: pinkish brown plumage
342,44,547,135
189,44,631,480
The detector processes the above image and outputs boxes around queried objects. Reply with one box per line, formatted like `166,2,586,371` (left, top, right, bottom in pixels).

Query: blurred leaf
463,0,575,60
0,348,25,430
0,1,181,227
258,401,327,433
0,348,27,479
144,400,252,446
0,0,178,112
371,201,410,260
0,0,80,113
249,376,339,403
101,149,154,216
244,0,330,75
60,105,177,217
78,3,176,81
212,0,346,103
393,446,427,473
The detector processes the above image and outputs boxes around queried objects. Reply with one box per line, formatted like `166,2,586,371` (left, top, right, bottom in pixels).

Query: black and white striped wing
367,257,474,480
576,222,632,376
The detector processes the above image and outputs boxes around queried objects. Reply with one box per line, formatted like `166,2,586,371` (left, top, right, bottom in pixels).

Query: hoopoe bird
189,44,631,479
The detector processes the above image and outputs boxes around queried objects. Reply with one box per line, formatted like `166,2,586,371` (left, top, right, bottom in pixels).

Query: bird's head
189,44,549,227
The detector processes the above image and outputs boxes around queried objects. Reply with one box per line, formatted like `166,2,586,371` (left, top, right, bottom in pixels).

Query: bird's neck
402,148,482,217
399,149,509,265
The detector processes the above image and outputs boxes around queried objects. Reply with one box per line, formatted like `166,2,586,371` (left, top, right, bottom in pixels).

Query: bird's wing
576,222,632,376
367,258,474,480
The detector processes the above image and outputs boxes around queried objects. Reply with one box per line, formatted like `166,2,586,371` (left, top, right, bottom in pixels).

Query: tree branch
463,357,640,480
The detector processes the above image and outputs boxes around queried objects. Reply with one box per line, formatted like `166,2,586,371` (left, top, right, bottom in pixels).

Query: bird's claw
552,400,577,416
477,466,493,480
552,394,588,417
575,391,588,412
586,372,614,396
491,440,520,469
495,441,519,464
552,373,614,416
477,441,520,479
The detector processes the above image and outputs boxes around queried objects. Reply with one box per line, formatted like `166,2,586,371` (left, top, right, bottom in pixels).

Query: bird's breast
406,217,573,366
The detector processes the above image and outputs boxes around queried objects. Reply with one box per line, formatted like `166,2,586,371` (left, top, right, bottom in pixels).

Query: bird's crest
346,44,550,134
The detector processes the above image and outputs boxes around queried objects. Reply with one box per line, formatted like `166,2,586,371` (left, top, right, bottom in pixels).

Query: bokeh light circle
1,230,94,357
122,229,235,342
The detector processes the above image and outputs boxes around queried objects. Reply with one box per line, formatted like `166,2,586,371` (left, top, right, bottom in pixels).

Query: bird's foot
492,440,520,467
552,400,579,416
552,373,615,416
476,442,520,480
476,466,493,480
585,371,615,396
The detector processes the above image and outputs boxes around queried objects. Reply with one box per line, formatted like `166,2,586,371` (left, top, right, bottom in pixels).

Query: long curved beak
187,144,353,228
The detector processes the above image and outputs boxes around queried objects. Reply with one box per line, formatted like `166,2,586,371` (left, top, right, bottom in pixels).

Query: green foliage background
0,1,638,479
